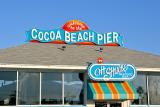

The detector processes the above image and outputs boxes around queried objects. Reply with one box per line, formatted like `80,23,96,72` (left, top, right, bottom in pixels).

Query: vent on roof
58,46,66,51
96,47,103,52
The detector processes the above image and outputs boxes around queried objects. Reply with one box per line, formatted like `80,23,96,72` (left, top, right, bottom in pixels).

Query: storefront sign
26,20,123,46
88,64,136,81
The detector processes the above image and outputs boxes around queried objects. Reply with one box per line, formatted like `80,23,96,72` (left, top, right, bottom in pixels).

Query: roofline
0,64,86,70
0,63,160,72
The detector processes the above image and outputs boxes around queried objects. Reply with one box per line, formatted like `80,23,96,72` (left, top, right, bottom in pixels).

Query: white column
146,75,150,106
39,72,42,105
122,100,130,107
107,103,110,107
62,73,64,105
84,71,87,105
16,71,19,105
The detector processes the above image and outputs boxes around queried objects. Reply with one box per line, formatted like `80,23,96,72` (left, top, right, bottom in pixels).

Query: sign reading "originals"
88,64,136,81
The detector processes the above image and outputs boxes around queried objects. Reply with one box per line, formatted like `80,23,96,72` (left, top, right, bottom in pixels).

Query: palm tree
137,86,144,104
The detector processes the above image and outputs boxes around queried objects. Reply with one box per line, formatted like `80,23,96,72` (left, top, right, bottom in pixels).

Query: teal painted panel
3,105,160,107
149,105,160,107
4,105,87,107
130,105,148,107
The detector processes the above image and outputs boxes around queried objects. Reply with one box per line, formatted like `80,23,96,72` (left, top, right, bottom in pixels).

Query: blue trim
23,105,87,107
130,105,148,107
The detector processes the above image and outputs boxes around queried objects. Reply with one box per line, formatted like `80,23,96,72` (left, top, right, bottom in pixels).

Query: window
0,71,17,106
41,72,62,104
131,73,160,106
131,74,148,105
64,73,84,105
0,71,85,106
148,74,160,105
18,72,40,105
41,72,84,105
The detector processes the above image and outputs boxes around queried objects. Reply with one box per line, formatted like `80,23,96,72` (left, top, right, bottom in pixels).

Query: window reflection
0,71,85,106
131,74,147,105
0,71,16,106
148,75,160,105
18,72,40,105
41,72,62,104
64,73,84,105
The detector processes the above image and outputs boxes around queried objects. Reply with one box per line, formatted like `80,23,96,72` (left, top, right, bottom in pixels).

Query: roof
0,43,160,70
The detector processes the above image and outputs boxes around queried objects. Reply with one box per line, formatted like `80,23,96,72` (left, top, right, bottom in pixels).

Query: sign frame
88,63,137,81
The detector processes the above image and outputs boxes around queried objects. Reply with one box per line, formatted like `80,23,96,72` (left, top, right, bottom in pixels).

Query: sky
0,0,160,55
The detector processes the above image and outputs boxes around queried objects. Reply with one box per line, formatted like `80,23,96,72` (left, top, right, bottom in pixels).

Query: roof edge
0,63,160,72
0,63,86,70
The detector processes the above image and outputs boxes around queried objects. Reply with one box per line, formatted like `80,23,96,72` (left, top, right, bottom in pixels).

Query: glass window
18,72,40,105
0,71,17,106
41,72,62,104
148,74,160,105
131,74,148,105
64,73,84,105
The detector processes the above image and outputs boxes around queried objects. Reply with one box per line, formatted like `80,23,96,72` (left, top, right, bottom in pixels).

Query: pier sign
26,20,123,46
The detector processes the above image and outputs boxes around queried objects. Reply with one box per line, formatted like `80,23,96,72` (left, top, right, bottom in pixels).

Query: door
95,102,121,107
110,103,121,107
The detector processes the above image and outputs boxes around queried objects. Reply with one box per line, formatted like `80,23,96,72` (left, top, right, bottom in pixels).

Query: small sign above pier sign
88,64,136,81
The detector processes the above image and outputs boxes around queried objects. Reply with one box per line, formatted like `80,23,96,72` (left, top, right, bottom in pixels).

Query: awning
87,81,139,100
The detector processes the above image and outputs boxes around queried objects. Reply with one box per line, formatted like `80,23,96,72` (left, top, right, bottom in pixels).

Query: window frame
15,70,86,106
40,72,86,106
63,72,85,105
131,72,160,106
41,72,63,105
0,70,17,106
147,73,160,105
17,71,40,105
131,73,148,105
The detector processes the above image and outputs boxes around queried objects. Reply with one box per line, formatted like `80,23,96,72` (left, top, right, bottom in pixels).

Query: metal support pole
39,72,42,105
84,71,87,106
62,73,64,105
16,71,18,105
146,75,150,107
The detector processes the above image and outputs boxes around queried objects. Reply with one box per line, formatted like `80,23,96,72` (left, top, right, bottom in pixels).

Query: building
0,20,160,107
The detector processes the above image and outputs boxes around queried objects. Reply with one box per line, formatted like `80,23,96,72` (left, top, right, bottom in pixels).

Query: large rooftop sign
26,20,123,46
88,63,136,81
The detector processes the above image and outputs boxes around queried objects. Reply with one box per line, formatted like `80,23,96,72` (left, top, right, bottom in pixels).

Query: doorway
95,102,121,107
110,103,121,107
